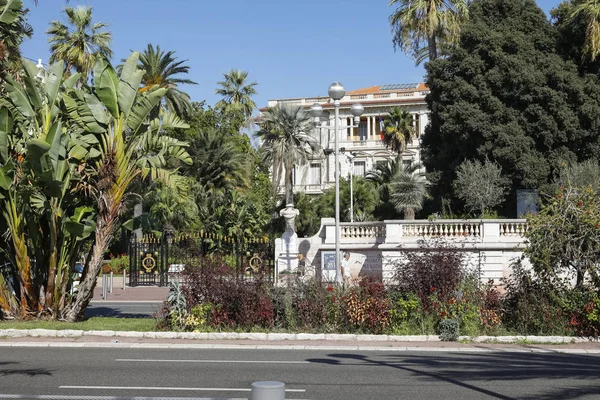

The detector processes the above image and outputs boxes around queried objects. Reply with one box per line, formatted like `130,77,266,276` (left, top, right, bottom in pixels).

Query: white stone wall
274,218,527,285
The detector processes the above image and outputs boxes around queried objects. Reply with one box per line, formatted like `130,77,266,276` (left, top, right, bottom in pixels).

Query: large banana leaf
21,60,43,110
126,87,166,134
4,77,35,119
63,92,106,134
150,112,189,131
117,52,144,119
0,0,22,24
93,58,119,118
0,163,14,191
45,61,65,111
0,107,12,162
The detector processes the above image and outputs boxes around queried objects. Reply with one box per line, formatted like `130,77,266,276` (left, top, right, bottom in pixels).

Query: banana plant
62,52,191,321
0,58,97,318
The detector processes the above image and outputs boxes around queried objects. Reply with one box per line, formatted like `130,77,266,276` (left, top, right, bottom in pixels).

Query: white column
419,113,428,136
367,115,371,141
372,116,377,140
347,117,352,140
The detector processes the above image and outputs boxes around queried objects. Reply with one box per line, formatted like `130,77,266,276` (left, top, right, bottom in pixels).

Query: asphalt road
1,347,599,400
85,302,162,318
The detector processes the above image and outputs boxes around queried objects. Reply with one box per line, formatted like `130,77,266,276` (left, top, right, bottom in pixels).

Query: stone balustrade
326,219,528,245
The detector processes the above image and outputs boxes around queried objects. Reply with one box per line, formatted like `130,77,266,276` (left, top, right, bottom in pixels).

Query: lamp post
348,152,355,223
310,83,364,283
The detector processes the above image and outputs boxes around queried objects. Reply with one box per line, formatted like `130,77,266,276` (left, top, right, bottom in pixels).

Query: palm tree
569,0,600,61
215,69,258,119
257,104,320,205
189,129,249,194
136,44,197,120
47,5,112,78
382,107,416,154
366,156,400,200
0,0,32,76
390,161,429,220
389,0,469,63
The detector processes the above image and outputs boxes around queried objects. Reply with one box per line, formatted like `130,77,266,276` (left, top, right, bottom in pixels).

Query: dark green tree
422,0,600,216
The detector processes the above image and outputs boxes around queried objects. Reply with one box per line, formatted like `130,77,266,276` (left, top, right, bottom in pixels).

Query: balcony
269,91,428,108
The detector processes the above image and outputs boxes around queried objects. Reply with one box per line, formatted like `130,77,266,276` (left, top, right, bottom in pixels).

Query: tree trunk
404,207,415,220
285,163,293,205
428,34,437,62
64,211,117,322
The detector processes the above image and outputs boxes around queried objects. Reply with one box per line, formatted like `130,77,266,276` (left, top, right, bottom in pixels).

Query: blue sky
21,0,562,111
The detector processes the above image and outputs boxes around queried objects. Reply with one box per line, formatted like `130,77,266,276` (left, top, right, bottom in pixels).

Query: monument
278,204,300,274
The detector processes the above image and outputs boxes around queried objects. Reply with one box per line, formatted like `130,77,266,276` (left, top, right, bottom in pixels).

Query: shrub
501,260,568,335
431,278,481,335
393,238,472,309
439,319,459,341
345,277,391,334
564,289,600,339
108,255,130,273
180,257,274,329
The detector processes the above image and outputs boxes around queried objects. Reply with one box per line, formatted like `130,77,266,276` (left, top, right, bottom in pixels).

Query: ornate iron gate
129,235,168,286
127,233,274,287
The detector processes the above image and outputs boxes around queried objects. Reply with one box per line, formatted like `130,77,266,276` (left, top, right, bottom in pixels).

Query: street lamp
347,152,355,223
310,82,364,283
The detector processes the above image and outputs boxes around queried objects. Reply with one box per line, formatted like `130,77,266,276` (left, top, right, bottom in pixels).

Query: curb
0,329,594,344
0,341,598,353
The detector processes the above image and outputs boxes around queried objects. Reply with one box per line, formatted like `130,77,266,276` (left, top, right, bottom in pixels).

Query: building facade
261,83,431,194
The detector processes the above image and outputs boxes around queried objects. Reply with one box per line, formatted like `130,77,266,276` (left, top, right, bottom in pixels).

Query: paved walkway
92,275,168,302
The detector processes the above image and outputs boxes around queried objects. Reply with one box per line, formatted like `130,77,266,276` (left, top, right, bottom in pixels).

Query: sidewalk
0,331,599,352
92,275,168,302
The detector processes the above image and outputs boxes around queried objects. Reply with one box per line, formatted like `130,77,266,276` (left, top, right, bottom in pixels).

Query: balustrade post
384,221,402,244
481,220,500,243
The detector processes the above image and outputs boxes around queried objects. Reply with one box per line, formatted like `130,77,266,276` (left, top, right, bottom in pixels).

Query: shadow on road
0,361,53,377
306,350,600,400
84,304,162,319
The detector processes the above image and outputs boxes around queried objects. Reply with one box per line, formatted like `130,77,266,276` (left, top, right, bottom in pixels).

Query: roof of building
346,82,427,95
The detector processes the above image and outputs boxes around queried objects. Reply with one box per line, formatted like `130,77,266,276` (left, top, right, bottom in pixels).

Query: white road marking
0,396,245,400
116,358,310,364
59,386,305,393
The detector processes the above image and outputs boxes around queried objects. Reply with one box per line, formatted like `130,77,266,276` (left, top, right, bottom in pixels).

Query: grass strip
0,317,158,332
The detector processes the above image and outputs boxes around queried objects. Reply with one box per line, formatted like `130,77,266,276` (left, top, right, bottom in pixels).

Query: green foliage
525,185,600,289
389,0,469,63
47,5,112,78
135,44,197,120
107,255,129,273
257,103,320,205
453,158,508,217
422,0,600,216
215,69,258,119
0,0,32,76
381,107,416,153
501,260,569,335
438,319,459,341
390,160,429,219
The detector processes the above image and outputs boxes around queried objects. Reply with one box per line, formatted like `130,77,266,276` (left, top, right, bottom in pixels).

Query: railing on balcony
500,220,528,236
402,220,481,238
320,219,528,245
341,222,386,242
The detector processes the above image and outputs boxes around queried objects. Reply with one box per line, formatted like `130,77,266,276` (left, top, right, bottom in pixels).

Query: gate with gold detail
129,235,168,286
128,233,274,287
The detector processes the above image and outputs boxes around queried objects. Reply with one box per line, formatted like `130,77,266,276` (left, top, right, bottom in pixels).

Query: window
308,163,321,185
358,121,368,141
354,161,366,177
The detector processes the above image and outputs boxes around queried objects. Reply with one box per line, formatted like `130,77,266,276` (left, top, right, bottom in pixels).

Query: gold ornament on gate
142,253,156,273
248,253,263,273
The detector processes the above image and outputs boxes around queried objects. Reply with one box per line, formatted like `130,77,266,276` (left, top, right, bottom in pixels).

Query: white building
261,83,431,194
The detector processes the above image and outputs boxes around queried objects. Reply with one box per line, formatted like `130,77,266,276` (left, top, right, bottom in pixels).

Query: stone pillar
366,115,371,141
